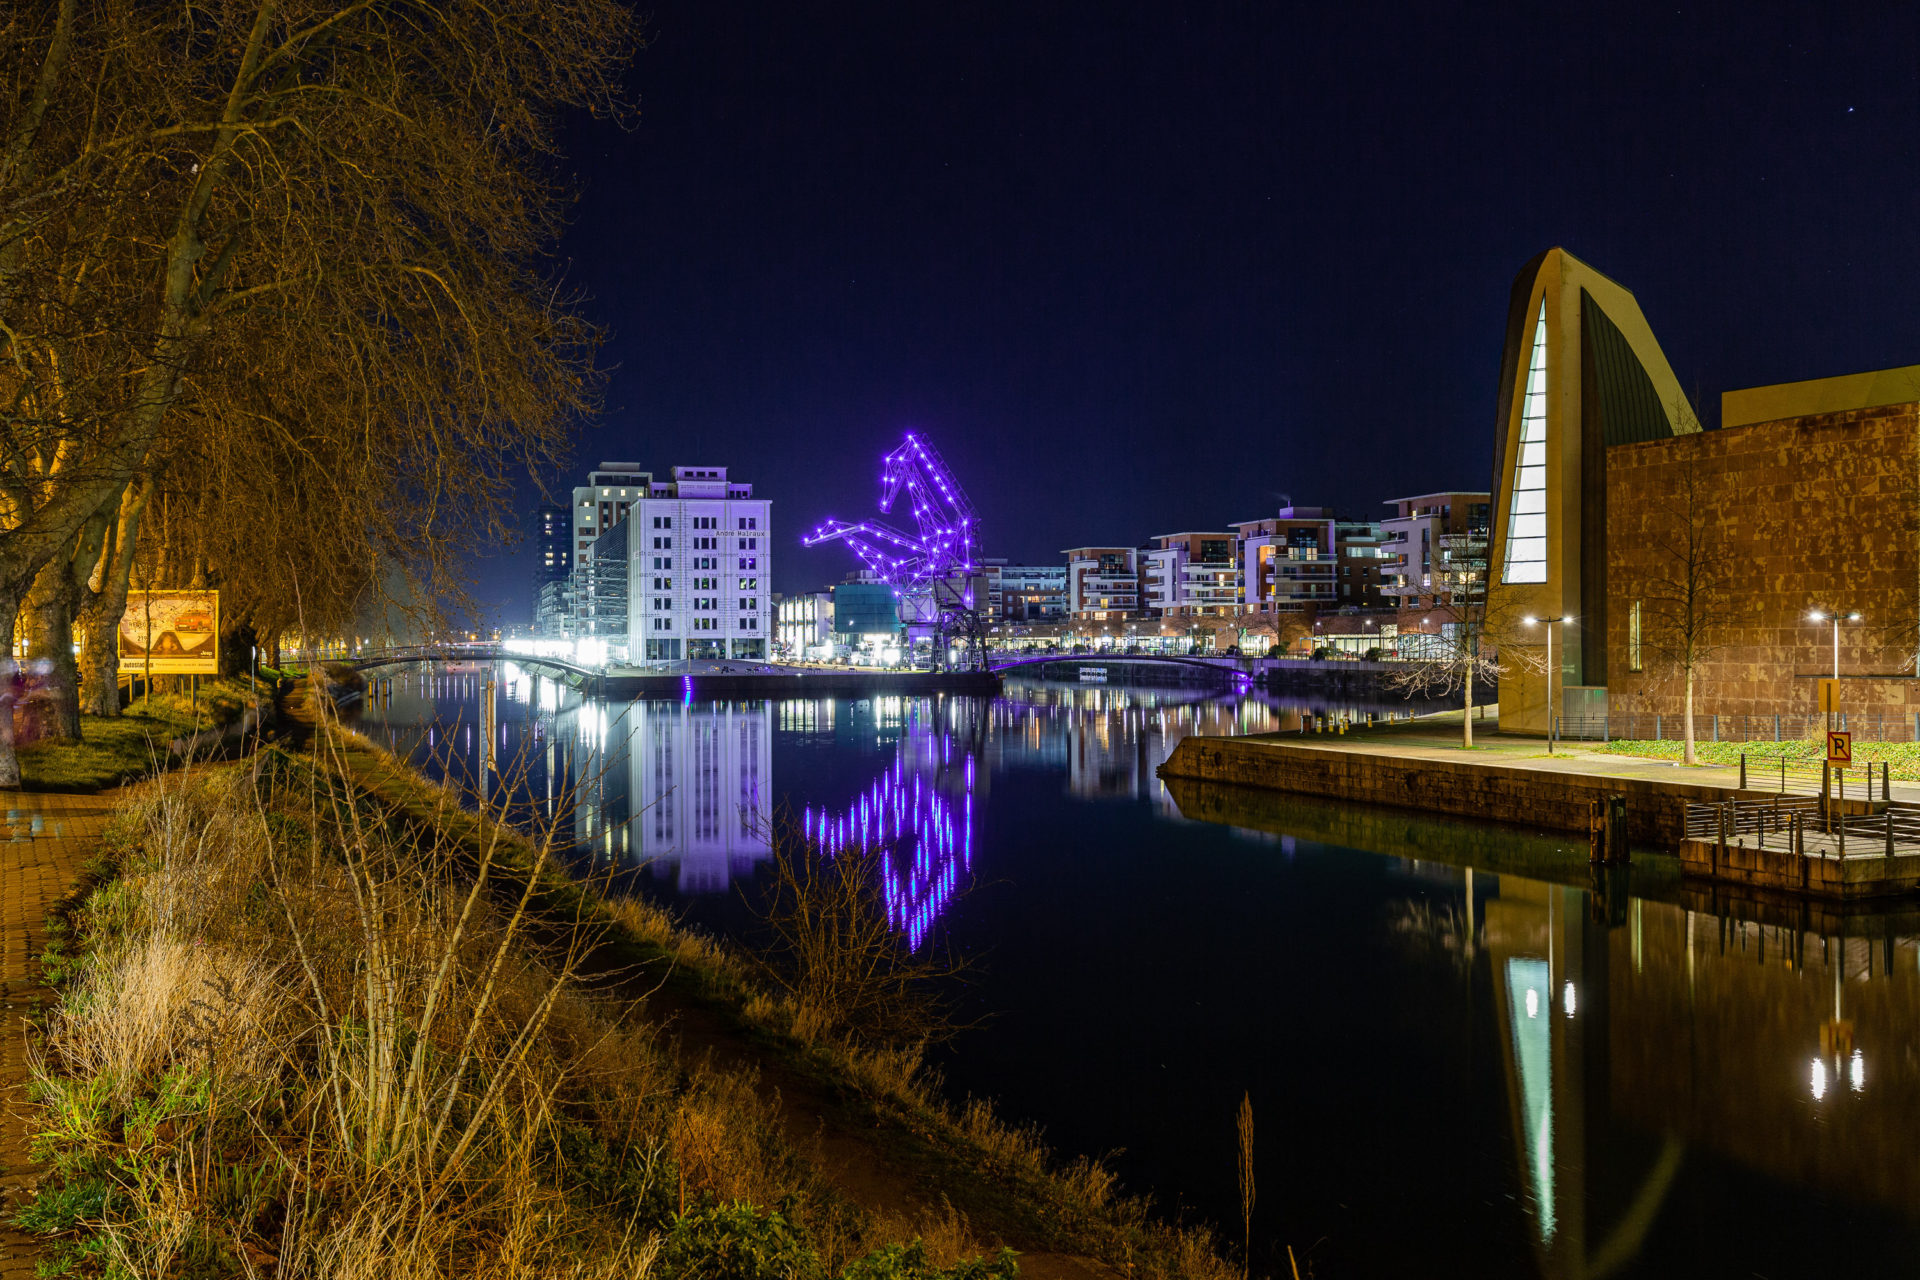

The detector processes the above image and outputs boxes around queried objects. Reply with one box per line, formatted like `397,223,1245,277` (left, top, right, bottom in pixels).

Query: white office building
629,466,771,663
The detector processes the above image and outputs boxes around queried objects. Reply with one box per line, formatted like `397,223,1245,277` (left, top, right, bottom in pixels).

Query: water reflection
1193,776,1920,1275
360,665,1386,933
354,663,1920,1274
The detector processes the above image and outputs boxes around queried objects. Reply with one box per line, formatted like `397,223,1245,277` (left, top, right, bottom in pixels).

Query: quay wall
1157,735,1745,849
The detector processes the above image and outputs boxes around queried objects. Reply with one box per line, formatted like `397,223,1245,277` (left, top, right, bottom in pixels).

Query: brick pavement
0,790,118,1279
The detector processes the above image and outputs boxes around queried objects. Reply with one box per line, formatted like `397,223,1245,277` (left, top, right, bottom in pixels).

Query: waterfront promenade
1161,710,1920,844
1239,711,1920,804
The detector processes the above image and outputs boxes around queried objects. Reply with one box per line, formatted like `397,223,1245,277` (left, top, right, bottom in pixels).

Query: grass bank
18,758,1026,1278
1598,736,1920,779
16,731,1236,1278
19,676,271,792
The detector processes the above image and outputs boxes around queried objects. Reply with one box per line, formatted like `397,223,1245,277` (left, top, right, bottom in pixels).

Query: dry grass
19,751,1020,1278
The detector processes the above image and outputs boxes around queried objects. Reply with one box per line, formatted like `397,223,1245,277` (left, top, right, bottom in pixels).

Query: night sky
482,2,1920,622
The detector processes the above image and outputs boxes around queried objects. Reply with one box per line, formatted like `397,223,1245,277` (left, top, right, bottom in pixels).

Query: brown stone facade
1605,401,1920,722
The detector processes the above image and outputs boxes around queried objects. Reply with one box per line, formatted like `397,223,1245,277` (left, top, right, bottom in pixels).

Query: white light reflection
1525,987,1539,1019
1811,1058,1828,1100
1562,981,1576,1018
1850,1049,1865,1093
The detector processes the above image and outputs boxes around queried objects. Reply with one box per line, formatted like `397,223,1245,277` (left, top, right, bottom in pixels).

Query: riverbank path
0,790,117,1279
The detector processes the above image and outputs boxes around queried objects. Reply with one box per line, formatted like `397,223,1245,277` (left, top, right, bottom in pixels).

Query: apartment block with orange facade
1380,491,1491,617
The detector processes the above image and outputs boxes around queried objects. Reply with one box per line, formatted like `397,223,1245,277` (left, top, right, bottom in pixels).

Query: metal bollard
1887,809,1895,861
1740,752,1747,790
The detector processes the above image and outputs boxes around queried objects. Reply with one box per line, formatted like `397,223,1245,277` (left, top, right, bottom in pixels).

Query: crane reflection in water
805,749,975,950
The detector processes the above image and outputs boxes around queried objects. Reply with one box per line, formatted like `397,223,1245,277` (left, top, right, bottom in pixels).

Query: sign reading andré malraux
118,590,219,675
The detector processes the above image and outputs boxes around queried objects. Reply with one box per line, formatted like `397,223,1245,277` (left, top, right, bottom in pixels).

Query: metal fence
1604,711,1920,745
1685,796,1920,858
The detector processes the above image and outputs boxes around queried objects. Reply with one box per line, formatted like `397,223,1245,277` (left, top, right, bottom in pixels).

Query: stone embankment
1156,734,1742,849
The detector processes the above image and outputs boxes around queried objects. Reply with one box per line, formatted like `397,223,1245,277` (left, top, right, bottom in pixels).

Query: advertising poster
118,590,220,674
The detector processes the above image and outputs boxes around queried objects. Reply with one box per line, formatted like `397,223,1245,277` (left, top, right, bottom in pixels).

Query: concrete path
0,791,118,1279
1251,710,1920,803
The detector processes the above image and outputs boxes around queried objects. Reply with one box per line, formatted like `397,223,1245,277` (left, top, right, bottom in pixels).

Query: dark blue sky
480,1,1920,622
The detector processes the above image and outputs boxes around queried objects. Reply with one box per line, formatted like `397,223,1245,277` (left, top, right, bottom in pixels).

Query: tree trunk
23,552,89,742
1683,664,1697,766
78,481,150,717
0,584,20,787
1462,649,1474,749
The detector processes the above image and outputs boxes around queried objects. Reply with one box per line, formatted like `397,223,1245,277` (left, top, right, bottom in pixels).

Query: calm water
353,661,1920,1277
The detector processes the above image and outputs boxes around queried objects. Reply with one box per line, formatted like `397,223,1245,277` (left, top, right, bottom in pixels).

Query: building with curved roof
1485,248,1700,736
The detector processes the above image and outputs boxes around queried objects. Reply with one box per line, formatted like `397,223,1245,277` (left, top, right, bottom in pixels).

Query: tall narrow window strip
1629,600,1642,672
1503,300,1550,584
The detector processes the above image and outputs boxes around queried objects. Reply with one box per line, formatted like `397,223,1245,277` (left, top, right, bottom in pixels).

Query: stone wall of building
1605,402,1920,723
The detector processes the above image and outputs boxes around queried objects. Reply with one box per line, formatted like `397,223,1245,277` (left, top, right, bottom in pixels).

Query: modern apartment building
1335,519,1389,608
1232,507,1340,614
1142,532,1239,618
572,461,650,573
1063,547,1140,621
999,564,1068,621
628,466,771,663
1381,491,1493,611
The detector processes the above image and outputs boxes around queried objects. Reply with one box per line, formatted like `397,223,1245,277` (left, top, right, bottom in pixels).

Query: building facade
584,519,630,655
1484,248,1699,735
1233,507,1339,615
627,466,770,663
1335,519,1389,608
1064,546,1141,621
1380,492,1491,612
534,577,576,640
530,504,569,629
1142,532,1240,618
1606,368,1920,723
572,462,650,574
999,564,1068,621
777,591,834,660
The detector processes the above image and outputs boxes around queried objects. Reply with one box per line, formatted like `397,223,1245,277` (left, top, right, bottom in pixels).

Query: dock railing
1733,754,1893,801
1684,796,1920,864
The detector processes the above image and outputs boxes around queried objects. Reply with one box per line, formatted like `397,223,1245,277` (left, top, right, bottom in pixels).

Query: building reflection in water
563,697,774,894
1483,874,1918,1277
368,665,1439,950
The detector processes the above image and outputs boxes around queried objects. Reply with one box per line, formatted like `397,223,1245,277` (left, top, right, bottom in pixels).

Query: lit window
1502,299,1549,583
1629,600,1642,672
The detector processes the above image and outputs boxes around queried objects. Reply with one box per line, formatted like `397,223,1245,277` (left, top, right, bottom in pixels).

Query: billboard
119,590,220,675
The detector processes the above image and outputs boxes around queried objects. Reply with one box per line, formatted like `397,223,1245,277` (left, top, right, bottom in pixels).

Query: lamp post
1523,614,1575,752
1808,610,1862,825
1806,610,1861,685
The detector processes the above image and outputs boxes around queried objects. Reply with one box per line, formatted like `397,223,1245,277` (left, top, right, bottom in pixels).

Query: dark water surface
352,661,1920,1277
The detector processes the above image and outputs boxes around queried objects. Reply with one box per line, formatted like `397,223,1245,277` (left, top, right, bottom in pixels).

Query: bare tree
1385,589,1529,749
1634,441,1737,765
0,0,635,774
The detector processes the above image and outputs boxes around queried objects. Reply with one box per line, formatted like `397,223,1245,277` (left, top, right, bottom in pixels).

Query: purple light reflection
803,742,976,950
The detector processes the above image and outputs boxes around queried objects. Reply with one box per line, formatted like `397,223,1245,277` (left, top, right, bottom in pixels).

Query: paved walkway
1252,710,1920,803
0,790,118,1279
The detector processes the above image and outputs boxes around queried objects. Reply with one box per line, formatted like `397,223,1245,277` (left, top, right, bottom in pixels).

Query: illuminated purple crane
803,431,980,592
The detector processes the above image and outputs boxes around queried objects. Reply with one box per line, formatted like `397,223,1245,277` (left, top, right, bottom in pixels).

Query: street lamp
1806,610,1862,682
1522,614,1576,752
